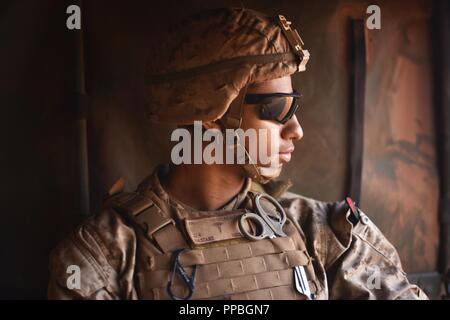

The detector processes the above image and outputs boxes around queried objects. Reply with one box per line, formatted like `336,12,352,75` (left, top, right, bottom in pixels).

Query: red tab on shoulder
345,197,360,225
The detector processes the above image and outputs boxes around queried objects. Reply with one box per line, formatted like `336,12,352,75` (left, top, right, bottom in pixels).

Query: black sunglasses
244,90,302,124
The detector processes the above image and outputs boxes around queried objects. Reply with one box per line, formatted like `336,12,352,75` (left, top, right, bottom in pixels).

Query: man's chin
257,163,284,172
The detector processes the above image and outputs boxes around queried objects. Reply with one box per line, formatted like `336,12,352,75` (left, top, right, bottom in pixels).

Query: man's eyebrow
247,82,260,89
245,90,299,95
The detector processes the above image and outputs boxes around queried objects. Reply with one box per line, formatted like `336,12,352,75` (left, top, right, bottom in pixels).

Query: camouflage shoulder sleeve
279,192,428,300
48,206,137,300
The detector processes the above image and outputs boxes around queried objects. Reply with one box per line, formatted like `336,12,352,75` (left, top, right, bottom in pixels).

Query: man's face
239,75,304,169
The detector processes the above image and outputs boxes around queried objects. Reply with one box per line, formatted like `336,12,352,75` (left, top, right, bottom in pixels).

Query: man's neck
160,163,246,211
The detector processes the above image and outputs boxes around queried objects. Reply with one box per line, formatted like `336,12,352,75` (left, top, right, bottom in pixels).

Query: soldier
48,7,428,300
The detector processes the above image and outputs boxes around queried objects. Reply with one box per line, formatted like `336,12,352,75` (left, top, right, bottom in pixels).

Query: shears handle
254,193,287,237
239,212,274,241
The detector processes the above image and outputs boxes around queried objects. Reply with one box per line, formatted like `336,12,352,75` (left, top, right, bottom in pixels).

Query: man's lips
278,147,294,163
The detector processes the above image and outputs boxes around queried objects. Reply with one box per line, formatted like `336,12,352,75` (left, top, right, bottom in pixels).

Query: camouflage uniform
48,166,426,299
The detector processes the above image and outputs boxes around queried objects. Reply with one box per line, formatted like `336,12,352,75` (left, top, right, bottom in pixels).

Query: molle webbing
145,236,297,270
139,251,309,288
137,236,316,300
151,269,300,300
226,285,301,300
110,191,187,253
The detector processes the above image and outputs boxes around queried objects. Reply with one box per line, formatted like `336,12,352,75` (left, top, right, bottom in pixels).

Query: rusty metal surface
360,1,439,272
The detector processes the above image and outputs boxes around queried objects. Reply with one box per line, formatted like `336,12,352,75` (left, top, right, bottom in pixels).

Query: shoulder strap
108,190,188,253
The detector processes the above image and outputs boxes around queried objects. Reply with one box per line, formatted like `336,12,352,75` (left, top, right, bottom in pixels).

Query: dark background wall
0,0,448,299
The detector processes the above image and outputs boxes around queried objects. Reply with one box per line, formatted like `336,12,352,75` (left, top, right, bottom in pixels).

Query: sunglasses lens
260,96,296,123
245,91,301,124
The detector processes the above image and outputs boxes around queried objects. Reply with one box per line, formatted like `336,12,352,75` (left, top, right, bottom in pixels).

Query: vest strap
111,191,187,253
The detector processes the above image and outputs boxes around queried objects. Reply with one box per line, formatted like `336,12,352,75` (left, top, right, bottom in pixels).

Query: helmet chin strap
223,84,282,184
253,165,282,182
235,138,282,184
243,163,282,184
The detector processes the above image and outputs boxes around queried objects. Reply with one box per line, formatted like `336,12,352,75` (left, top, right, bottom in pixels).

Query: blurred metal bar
347,20,366,204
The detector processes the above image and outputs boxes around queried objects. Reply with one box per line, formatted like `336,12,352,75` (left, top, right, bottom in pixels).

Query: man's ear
203,120,224,131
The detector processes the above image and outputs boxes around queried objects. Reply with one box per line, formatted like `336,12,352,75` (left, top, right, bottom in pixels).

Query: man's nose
282,115,303,141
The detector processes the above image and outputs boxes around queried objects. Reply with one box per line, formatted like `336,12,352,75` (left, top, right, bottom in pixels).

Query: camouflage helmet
144,7,309,125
